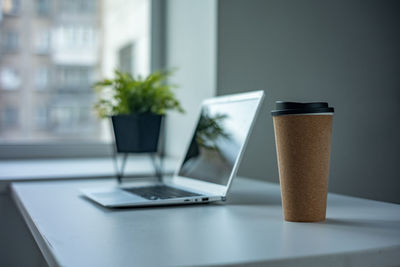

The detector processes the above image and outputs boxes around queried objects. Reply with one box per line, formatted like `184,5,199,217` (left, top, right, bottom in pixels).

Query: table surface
11,177,400,267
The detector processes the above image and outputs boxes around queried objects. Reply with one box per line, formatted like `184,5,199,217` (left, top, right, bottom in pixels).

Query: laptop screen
178,97,260,185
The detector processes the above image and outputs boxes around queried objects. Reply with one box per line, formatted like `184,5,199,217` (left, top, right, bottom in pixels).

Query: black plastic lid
271,101,334,116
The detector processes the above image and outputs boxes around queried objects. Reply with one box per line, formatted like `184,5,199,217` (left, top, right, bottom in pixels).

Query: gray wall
165,0,217,157
217,0,400,203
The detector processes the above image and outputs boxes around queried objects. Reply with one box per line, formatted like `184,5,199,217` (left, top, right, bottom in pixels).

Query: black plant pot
111,113,163,153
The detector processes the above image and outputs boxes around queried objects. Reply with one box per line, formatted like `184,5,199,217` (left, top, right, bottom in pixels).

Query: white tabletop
11,177,400,267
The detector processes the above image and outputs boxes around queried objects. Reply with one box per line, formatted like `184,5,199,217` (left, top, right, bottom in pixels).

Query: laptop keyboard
124,185,201,200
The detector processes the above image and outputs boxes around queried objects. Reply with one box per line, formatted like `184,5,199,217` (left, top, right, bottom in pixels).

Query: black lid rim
271,107,334,116
271,101,334,116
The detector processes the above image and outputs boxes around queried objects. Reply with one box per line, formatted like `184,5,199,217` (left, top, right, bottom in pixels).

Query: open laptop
81,90,264,207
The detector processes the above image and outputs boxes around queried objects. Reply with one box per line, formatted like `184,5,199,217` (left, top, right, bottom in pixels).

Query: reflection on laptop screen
178,98,259,185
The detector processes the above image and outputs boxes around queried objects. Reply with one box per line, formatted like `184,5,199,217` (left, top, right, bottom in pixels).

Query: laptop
81,90,264,207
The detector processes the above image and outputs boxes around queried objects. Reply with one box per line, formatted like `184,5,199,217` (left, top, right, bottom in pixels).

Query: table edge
10,184,61,267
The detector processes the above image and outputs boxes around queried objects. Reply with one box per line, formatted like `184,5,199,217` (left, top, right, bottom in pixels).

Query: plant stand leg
120,153,128,180
150,154,163,181
112,147,119,183
113,152,128,183
159,154,164,180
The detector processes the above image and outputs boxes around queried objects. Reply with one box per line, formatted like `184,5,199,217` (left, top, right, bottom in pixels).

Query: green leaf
92,68,184,118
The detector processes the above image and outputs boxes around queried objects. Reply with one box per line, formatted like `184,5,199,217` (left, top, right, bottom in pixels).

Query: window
35,106,49,129
2,0,20,16
56,66,92,91
49,102,94,135
2,31,19,52
59,0,97,15
118,43,136,75
35,67,49,90
54,25,96,50
36,0,50,16
0,68,20,90
34,30,51,54
1,106,19,129
0,0,152,156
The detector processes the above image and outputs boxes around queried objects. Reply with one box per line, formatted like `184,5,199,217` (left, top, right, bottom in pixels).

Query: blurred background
0,0,150,143
0,0,399,199
0,0,399,266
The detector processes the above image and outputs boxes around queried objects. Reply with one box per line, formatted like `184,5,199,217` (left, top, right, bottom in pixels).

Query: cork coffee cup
271,101,334,222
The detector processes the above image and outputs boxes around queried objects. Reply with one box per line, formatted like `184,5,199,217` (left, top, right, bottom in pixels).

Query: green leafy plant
93,70,184,118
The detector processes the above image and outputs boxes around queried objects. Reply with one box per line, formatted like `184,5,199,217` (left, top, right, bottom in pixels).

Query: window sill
0,156,179,192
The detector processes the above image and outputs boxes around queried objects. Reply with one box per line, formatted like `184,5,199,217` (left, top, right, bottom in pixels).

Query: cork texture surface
273,115,333,222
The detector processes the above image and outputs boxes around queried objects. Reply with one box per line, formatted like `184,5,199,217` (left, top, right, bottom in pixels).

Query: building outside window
2,31,19,52
0,68,20,90
59,0,97,15
49,102,94,135
36,0,50,16
0,106,19,128
54,25,96,50
0,0,151,150
55,66,93,91
35,67,49,90
2,0,19,16
34,30,51,54
35,106,49,129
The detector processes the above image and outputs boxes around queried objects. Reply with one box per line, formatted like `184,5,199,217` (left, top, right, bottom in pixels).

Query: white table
11,177,400,267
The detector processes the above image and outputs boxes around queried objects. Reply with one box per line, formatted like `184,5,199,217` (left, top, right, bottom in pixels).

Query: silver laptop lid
172,90,265,197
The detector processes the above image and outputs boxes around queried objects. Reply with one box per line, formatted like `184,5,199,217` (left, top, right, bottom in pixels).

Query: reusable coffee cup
271,101,334,222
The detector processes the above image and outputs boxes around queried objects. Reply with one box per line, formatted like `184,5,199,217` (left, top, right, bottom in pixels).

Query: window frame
0,0,166,159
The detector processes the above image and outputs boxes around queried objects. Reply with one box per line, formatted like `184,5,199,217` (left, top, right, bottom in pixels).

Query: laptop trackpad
87,188,147,206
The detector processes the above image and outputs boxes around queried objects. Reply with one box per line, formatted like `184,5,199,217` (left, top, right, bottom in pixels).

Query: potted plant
93,70,184,153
